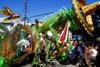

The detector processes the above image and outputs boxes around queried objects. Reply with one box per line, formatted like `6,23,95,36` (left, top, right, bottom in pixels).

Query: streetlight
16,9,24,15
16,9,30,22
15,0,28,26
15,9,25,21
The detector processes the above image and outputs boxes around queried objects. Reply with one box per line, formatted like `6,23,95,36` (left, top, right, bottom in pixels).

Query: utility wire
27,2,71,11
27,2,71,18
27,11,56,18
28,1,71,9
14,1,71,21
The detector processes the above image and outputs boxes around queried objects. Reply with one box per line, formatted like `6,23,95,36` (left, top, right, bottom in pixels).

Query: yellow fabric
3,18,9,21
3,6,14,15
72,0,100,35
0,9,10,15
72,0,92,34
82,1,100,16
86,15,94,31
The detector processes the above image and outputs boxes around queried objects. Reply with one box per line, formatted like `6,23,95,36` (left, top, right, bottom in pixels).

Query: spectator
28,35,31,42
74,41,79,62
83,42,88,50
70,40,77,60
50,42,55,54
76,43,84,67
90,44,99,67
92,44,95,49
84,44,92,67
73,40,77,46
96,46,100,67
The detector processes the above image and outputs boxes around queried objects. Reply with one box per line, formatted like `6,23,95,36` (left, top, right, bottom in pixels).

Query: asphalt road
8,54,79,67
21,58,78,67
21,63,77,67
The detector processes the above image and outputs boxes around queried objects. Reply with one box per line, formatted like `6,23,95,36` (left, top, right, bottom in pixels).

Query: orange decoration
0,6,20,21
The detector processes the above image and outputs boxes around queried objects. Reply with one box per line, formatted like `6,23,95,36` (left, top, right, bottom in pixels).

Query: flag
59,21,69,43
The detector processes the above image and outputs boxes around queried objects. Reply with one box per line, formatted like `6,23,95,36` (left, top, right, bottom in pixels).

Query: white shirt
62,43,69,46
67,43,69,46
47,31,53,37
92,49,97,57
77,46,84,56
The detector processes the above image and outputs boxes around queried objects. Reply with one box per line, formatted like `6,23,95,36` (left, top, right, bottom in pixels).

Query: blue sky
0,0,99,23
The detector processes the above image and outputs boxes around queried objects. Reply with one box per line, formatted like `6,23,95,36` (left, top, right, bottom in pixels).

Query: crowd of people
15,32,100,67
70,40,100,67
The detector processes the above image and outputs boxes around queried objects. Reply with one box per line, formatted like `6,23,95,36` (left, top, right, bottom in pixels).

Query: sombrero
72,0,100,34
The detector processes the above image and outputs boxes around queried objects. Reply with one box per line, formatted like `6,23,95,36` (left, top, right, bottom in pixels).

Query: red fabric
73,42,77,46
73,43,76,46
59,22,69,42
42,42,44,46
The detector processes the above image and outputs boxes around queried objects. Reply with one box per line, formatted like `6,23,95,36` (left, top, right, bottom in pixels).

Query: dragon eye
4,59,8,63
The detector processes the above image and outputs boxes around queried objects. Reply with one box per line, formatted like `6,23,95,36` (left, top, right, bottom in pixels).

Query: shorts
90,57,98,66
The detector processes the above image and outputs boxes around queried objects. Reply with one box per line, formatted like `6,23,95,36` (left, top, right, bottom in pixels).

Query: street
21,58,78,67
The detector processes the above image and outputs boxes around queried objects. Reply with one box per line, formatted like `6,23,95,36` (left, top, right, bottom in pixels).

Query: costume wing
3,16,12,21
0,9,11,15
3,6,14,15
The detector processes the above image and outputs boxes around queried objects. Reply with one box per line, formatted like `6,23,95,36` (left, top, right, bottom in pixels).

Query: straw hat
72,0,100,34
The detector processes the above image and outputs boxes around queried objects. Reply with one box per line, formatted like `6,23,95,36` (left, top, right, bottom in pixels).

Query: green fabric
46,40,52,62
19,31,28,41
0,56,12,67
68,7,81,29
68,21,74,28
66,10,69,20
0,23,9,34
61,57,66,61
32,40,42,65
64,22,69,41
61,52,68,61
68,35,73,51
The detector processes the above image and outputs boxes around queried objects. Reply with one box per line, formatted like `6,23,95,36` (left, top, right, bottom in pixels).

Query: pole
24,0,28,26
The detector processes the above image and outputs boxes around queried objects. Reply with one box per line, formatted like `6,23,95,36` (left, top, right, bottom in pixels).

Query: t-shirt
62,43,69,46
92,49,97,57
77,46,84,56
73,42,76,46
67,43,69,46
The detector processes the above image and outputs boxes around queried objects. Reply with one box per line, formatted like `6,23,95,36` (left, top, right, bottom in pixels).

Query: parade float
0,0,100,67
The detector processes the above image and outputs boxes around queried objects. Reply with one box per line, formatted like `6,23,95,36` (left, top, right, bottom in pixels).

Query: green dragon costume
32,0,100,66
0,0,100,67
0,24,34,67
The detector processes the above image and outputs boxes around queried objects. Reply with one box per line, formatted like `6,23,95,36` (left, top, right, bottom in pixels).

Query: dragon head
0,56,10,67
